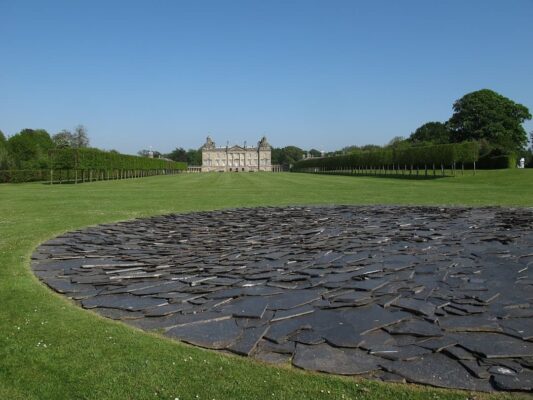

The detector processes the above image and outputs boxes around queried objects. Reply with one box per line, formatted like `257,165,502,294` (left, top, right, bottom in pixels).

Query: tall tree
52,129,74,148
166,147,188,162
273,146,304,167
0,130,8,169
308,149,322,157
408,122,450,144
72,125,90,148
7,129,54,169
448,89,531,151
186,149,201,165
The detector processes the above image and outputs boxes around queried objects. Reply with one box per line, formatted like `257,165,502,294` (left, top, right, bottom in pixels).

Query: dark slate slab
222,297,269,319
385,319,443,337
227,325,269,356
166,318,242,349
451,332,533,358
385,353,493,392
82,294,167,311
293,343,381,375
391,298,436,317
438,315,502,333
492,370,533,391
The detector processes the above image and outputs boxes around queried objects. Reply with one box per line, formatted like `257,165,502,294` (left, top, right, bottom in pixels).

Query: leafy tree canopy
409,122,451,144
52,130,74,148
166,147,188,163
308,149,322,157
7,129,54,169
448,89,531,152
186,149,201,165
0,130,8,169
271,146,304,167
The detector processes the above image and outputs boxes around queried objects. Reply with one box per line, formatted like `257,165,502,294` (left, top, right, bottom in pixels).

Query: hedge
49,148,186,170
0,170,48,183
292,142,480,175
0,149,187,184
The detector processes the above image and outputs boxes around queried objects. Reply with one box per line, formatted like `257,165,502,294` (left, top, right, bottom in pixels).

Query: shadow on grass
293,171,468,180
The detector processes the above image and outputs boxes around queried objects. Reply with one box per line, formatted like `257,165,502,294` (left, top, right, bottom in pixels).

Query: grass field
1,170,532,400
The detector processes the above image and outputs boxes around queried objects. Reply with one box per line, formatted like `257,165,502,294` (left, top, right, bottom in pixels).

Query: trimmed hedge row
50,148,186,170
0,149,187,183
0,170,48,183
293,142,479,173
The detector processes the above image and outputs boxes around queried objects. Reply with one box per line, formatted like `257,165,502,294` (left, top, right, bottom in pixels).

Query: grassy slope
1,170,532,400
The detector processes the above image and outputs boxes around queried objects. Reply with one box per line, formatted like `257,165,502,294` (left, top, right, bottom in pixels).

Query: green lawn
1,170,532,400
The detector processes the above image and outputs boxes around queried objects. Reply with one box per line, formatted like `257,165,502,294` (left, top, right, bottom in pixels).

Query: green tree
186,149,201,165
0,130,9,169
52,129,74,148
448,89,531,151
308,149,322,157
279,146,304,167
7,129,54,169
166,147,188,162
409,122,450,144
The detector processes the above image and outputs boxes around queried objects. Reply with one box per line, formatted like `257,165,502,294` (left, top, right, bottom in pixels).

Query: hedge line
50,148,186,170
0,170,48,183
293,142,479,172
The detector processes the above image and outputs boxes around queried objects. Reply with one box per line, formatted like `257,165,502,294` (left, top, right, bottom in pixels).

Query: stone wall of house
200,136,272,172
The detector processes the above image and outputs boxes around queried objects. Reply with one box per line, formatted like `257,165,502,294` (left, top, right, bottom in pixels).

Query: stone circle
31,206,533,392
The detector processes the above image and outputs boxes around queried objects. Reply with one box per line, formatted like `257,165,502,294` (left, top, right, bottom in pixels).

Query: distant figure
519,157,525,169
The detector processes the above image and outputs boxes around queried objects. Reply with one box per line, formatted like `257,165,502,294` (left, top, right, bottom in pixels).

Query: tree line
0,125,90,170
325,89,532,168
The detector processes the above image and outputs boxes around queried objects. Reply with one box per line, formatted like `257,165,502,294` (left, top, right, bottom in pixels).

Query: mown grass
1,170,532,400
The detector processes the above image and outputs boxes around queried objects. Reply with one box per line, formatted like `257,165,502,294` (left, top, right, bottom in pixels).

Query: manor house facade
201,136,272,172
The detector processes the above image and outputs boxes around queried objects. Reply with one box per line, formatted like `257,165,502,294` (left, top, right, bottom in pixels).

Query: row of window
205,159,269,166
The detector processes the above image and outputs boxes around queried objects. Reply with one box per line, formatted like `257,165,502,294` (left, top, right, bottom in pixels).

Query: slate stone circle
31,206,533,392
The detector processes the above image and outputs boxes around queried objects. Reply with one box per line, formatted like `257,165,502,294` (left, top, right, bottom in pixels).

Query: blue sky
1,0,532,154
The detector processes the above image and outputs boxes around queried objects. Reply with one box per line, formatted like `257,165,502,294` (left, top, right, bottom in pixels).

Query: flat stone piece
166,318,242,349
31,205,533,393
228,325,269,356
392,298,436,317
438,315,502,333
451,332,533,359
492,370,533,391
293,343,381,375
385,319,443,337
386,353,493,391
82,294,167,311
223,297,268,319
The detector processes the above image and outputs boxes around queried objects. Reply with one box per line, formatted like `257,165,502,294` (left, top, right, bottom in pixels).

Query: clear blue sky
1,0,532,154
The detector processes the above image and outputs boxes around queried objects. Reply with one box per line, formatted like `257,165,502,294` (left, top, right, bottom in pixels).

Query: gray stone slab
385,319,443,337
222,297,269,319
385,353,493,391
227,325,269,356
82,294,167,311
166,318,242,349
293,343,381,375
391,298,436,317
492,370,533,391
451,332,533,358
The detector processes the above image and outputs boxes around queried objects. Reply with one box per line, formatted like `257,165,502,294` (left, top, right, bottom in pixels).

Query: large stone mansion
201,136,273,172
